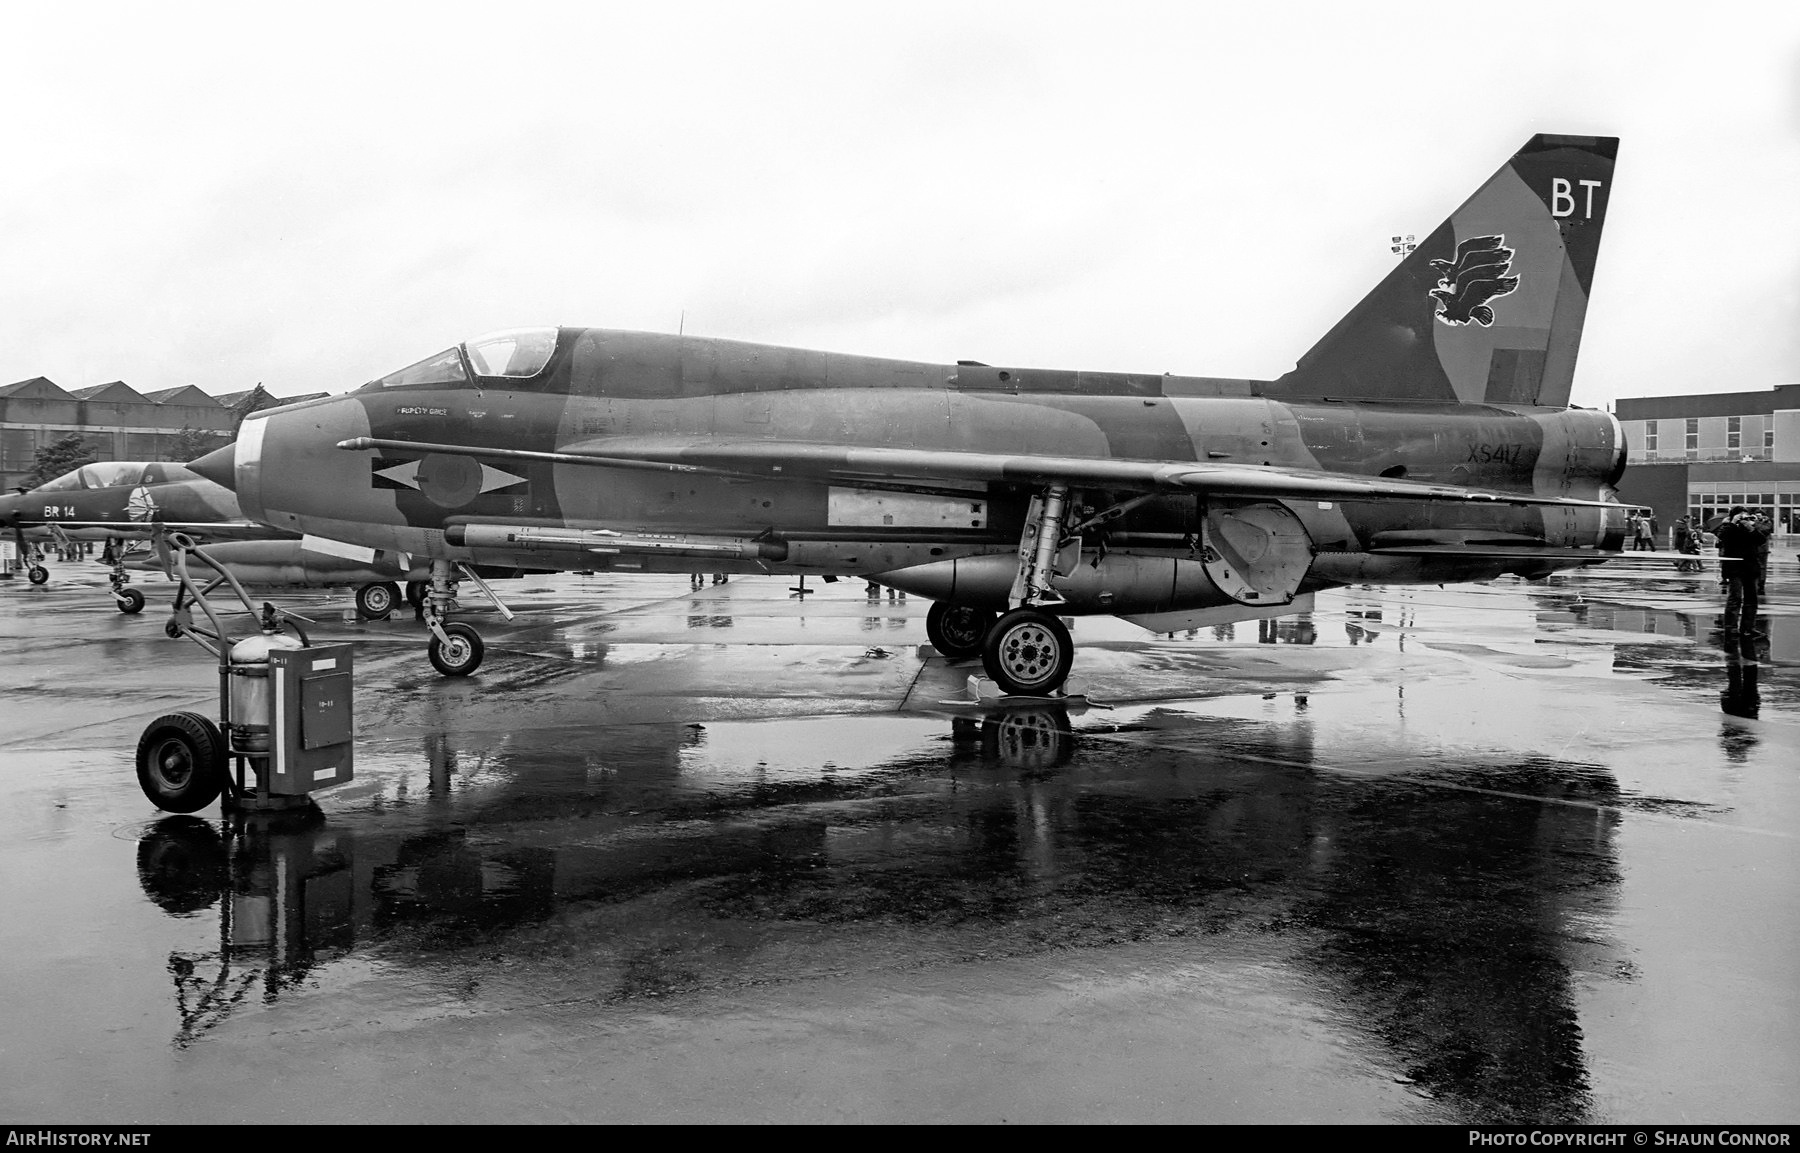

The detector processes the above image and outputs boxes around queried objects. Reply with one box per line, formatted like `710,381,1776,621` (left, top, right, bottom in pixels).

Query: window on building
124,433,163,460
1644,419,1658,453
1767,426,1776,452
1727,416,1741,450
1685,418,1698,458
1,428,36,471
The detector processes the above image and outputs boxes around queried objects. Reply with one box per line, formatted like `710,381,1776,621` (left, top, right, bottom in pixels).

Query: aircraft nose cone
188,443,237,490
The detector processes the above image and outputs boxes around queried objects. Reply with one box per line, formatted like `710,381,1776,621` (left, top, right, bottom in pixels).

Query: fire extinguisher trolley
135,531,355,813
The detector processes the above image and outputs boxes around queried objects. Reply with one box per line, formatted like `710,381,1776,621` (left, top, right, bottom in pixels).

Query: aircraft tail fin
1267,134,1617,408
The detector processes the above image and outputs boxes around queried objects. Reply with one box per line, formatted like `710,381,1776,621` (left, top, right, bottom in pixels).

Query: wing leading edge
337,436,1621,511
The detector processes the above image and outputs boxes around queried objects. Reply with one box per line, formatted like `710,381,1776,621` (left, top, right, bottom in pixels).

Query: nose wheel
428,621,484,676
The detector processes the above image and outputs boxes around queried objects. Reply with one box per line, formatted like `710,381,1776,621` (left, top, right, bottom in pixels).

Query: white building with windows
1615,384,1800,540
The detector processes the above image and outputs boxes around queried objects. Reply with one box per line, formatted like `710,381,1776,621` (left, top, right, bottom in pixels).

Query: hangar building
1,379,322,492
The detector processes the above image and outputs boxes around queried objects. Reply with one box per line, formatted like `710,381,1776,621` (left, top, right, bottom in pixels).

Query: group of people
1632,506,1773,637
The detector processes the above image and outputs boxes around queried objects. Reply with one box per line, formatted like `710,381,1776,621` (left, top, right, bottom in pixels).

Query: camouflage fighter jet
189,134,1627,691
0,461,423,619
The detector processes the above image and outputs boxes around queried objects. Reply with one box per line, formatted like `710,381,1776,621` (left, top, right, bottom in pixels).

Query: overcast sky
3,1,1796,411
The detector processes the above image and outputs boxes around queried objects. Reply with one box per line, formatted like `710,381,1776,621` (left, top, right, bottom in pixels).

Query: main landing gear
926,482,1082,697
929,603,1078,697
354,580,401,621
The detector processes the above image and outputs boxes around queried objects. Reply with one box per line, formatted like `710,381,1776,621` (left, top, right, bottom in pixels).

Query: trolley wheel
135,713,227,813
926,601,996,661
405,580,428,608
428,621,485,677
164,619,183,639
355,581,400,620
27,564,48,585
981,608,1074,697
117,587,146,614
136,816,226,916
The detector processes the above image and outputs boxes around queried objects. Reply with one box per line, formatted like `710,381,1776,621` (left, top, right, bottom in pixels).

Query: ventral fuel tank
875,500,1313,615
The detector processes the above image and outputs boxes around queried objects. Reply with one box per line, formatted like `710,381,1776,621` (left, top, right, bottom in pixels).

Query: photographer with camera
1713,506,1772,637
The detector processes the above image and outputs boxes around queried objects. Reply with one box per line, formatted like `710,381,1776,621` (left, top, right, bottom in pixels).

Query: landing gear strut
418,559,480,675
416,559,514,677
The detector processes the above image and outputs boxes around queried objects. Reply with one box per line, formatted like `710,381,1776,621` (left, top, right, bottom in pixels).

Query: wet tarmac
1,557,1796,1124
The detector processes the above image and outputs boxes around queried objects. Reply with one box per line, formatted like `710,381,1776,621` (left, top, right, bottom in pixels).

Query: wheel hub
154,741,193,787
1001,626,1054,679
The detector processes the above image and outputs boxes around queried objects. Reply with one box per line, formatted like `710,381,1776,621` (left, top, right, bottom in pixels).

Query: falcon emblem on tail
1428,234,1518,326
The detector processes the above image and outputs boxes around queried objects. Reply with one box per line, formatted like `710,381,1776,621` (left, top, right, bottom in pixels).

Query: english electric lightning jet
190,134,1627,691
0,461,424,618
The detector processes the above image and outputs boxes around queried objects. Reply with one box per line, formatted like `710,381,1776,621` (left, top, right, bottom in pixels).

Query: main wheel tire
405,580,428,608
117,587,146,614
356,581,400,620
135,713,226,813
27,565,48,585
428,621,485,677
981,608,1074,697
926,601,996,662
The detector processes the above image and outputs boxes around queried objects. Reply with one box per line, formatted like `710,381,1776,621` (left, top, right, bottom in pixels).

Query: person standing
1714,506,1772,636
1753,511,1772,595
1673,516,1701,571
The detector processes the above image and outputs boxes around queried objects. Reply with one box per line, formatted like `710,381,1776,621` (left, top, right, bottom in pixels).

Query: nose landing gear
417,559,513,677
103,536,146,613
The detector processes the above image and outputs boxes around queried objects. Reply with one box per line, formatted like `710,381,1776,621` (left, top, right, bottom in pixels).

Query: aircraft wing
341,436,1622,510
12,520,294,541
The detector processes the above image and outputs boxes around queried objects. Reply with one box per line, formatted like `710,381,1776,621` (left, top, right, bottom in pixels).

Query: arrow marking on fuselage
477,464,526,493
374,460,422,489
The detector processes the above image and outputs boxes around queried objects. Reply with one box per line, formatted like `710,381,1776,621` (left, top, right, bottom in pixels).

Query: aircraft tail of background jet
1267,133,1616,409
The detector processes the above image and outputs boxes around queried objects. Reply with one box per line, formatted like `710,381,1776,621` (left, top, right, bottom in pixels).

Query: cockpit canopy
35,462,199,492
363,327,559,391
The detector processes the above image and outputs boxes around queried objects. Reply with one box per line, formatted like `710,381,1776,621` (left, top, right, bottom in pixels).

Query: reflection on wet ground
2,561,1796,1122
130,707,1622,1122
